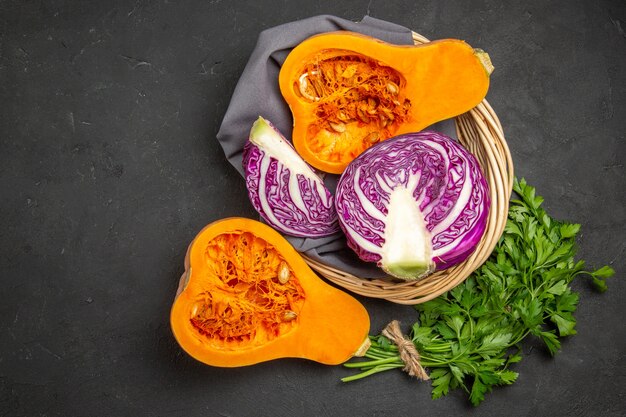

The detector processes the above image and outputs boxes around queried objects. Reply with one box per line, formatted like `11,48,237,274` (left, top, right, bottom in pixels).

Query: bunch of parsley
343,178,614,406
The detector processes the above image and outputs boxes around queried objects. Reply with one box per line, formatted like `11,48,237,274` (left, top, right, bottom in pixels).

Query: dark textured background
1,1,625,416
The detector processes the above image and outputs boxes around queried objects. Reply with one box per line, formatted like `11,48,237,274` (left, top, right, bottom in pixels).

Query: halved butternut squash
279,31,493,174
170,217,370,367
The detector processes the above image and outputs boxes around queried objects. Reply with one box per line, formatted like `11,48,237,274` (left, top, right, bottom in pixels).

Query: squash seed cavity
294,51,411,168
189,232,305,349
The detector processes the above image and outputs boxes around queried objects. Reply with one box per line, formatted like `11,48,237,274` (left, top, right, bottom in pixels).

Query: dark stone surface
1,1,624,416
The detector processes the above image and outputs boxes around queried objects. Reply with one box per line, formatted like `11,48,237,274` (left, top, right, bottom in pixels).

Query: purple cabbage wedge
243,116,340,238
335,131,490,281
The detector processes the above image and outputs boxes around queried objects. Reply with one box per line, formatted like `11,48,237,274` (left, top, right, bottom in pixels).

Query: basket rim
302,31,514,304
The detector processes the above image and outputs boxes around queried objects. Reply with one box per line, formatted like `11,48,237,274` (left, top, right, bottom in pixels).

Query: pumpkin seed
341,64,358,78
283,310,298,321
329,121,346,133
357,108,370,124
364,131,380,144
298,72,320,102
190,302,201,318
382,107,395,121
386,81,399,95
277,262,290,284
337,111,350,122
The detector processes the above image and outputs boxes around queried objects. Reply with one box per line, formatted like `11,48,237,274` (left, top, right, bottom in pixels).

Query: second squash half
279,31,493,174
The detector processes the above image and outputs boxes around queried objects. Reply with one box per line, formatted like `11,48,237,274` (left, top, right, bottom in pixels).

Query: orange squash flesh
170,217,370,367
279,31,492,174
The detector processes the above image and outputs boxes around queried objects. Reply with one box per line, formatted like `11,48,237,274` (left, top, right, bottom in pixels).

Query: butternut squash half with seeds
279,31,493,174
170,217,370,367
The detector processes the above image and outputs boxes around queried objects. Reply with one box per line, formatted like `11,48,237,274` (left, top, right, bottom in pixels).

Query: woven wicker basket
302,32,514,305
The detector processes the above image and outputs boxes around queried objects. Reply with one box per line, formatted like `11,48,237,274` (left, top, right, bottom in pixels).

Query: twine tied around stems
382,320,429,381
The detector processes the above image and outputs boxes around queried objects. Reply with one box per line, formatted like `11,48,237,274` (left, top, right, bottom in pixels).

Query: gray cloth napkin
216,15,455,278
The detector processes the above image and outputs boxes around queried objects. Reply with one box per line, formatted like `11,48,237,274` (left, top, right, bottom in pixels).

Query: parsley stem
367,346,398,357
510,329,531,346
341,363,404,382
343,356,402,369
422,344,452,353
363,350,395,360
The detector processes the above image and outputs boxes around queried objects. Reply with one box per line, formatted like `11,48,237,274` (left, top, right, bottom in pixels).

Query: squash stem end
474,48,494,75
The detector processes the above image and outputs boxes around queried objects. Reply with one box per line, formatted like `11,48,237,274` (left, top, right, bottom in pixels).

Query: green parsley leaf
556,290,579,312
590,266,615,293
539,330,561,355
551,312,577,336
547,280,567,295
559,223,581,238
435,322,458,340
469,376,488,406
497,370,519,384
431,370,452,399
592,265,615,279
475,332,512,357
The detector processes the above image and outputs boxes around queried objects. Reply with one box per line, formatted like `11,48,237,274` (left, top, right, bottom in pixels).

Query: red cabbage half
335,131,490,280
243,117,340,238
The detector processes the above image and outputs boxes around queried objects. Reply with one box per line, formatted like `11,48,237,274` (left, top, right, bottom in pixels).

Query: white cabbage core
249,118,322,185
250,118,331,219
380,176,434,280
